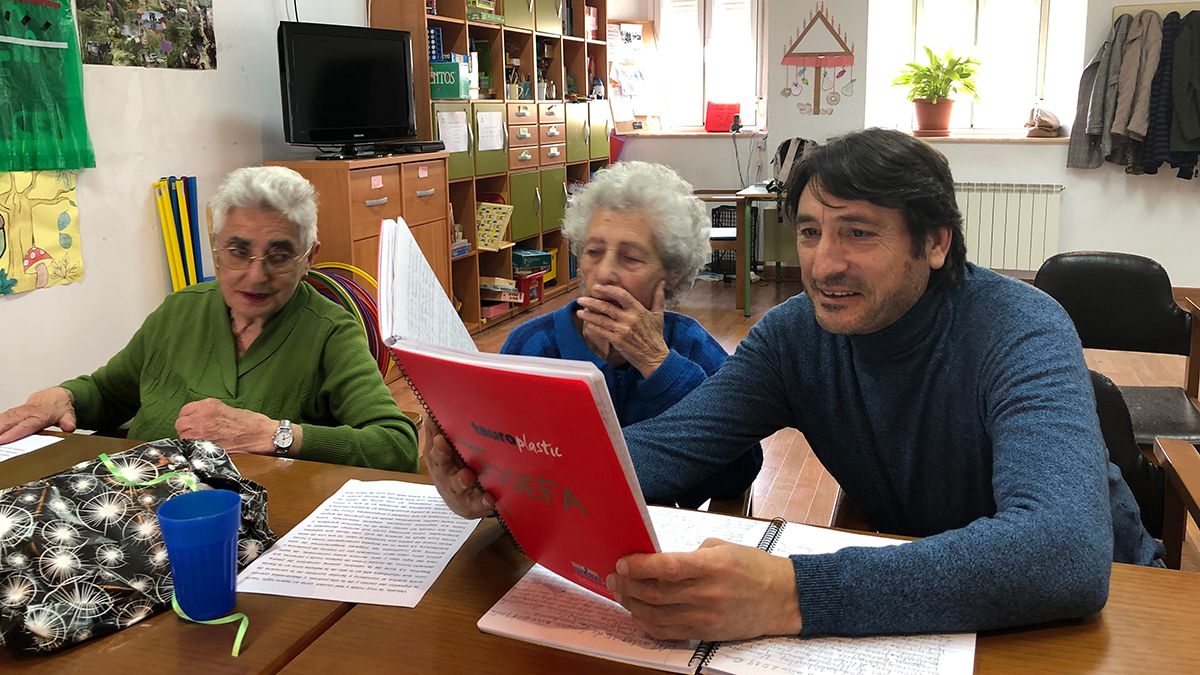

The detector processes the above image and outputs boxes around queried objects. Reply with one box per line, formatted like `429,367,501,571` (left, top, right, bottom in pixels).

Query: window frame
653,0,767,130
910,0,1052,131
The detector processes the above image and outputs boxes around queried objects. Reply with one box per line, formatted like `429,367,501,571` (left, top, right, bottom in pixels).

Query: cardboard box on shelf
431,61,471,99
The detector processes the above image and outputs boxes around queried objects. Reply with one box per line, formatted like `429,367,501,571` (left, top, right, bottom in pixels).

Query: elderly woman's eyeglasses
213,245,313,274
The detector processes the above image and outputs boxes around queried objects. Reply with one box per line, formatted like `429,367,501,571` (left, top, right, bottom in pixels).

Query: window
656,0,764,128
869,0,1072,132
915,0,1049,129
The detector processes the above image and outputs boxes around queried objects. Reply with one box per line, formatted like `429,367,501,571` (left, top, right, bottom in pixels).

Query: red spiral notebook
388,340,660,599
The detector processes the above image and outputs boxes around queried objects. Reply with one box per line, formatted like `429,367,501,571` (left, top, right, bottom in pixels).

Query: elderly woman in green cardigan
0,166,418,471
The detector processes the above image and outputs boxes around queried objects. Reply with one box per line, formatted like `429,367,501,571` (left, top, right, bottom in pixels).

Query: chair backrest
1090,370,1164,538
1034,251,1190,355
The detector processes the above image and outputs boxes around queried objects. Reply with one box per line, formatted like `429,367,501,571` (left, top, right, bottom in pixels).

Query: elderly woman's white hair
562,161,709,305
211,166,319,251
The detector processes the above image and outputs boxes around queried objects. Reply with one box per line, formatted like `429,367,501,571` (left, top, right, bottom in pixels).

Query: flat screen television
278,21,418,158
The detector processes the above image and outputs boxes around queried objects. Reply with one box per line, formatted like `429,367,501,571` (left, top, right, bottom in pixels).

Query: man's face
794,184,950,335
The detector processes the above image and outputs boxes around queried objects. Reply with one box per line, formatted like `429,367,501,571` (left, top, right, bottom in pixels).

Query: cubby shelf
372,0,609,334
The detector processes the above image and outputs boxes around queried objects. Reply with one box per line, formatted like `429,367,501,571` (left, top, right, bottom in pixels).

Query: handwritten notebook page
237,479,479,606
694,521,974,675
477,506,764,673
378,217,477,353
478,506,976,674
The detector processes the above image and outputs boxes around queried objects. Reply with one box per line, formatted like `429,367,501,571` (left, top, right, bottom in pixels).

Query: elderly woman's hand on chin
576,280,670,378
176,398,301,455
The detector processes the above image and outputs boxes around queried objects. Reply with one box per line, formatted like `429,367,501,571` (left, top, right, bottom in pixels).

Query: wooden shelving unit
375,0,610,334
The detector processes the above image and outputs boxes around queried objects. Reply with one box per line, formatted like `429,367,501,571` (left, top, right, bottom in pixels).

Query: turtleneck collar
845,277,955,360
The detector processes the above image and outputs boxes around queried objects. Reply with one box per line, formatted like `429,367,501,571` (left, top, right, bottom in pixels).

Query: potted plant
893,47,979,137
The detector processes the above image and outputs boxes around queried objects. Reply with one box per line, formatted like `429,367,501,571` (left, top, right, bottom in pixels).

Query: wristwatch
272,420,294,456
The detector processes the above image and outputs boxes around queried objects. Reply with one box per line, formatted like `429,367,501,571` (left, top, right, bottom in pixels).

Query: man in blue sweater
429,128,1161,642
603,128,1161,641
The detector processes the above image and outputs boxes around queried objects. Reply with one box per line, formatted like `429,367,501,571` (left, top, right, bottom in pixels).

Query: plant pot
912,98,954,137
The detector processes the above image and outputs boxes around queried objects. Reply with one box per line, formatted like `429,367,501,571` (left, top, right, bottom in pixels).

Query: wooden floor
391,275,1199,571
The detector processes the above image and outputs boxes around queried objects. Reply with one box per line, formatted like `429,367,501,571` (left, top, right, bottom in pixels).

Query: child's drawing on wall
0,171,83,295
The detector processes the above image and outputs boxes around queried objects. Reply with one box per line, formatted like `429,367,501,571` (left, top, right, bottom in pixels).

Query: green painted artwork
0,0,96,171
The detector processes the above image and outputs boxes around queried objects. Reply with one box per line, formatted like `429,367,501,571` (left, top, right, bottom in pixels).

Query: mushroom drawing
23,246,52,289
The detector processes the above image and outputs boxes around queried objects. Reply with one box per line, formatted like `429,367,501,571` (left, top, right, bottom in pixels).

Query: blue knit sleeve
790,294,1115,637
624,305,795,502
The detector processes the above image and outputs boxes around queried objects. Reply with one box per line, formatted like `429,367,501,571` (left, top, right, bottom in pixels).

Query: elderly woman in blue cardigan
434,161,762,511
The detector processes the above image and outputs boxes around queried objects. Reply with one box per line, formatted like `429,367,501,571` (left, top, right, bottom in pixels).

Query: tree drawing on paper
780,2,856,116
0,171,84,295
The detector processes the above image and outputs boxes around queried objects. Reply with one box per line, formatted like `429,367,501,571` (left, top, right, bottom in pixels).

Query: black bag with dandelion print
0,439,276,654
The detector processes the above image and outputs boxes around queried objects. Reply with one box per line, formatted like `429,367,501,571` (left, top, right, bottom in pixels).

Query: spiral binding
756,517,787,553
687,517,789,671
394,355,526,556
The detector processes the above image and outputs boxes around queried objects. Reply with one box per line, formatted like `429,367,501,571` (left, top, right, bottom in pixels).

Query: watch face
274,425,294,450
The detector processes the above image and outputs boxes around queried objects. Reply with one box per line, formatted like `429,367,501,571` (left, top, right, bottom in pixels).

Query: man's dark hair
783,127,967,291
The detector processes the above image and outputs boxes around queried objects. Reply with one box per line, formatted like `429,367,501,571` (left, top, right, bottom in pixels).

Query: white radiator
954,182,1063,272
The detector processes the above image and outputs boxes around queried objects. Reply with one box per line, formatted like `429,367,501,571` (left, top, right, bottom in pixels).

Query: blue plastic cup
156,489,242,621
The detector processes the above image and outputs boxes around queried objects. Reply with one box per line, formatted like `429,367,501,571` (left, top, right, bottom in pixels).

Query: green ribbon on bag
98,453,199,491
171,594,251,657
98,451,249,657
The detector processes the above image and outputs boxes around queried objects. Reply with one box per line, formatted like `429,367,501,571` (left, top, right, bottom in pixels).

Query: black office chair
1090,370,1164,538
1035,251,1200,446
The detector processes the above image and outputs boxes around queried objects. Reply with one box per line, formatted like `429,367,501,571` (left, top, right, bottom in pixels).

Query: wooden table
8,435,1200,673
0,434,422,674
735,185,784,317
281,523,1200,673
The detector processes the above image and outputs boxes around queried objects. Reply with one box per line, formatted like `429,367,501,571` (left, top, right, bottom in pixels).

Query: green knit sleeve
60,300,161,431
297,317,418,471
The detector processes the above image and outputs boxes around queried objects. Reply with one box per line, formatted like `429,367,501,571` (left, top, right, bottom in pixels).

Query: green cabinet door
539,166,567,232
432,102,473,180
509,170,541,242
504,0,534,30
588,100,610,160
535,0,563,35
565,102,589,163
472,102,508,176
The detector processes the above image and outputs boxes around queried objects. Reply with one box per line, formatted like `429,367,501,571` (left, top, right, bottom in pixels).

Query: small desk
735,185,784,317
0,434,420,674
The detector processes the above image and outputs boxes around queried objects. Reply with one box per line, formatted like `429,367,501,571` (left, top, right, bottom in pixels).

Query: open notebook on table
379,218,660,600
479,505,976,674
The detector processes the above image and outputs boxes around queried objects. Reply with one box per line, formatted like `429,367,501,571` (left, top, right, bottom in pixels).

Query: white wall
766,0,869,147
775,0,1200,288
0,1,364,411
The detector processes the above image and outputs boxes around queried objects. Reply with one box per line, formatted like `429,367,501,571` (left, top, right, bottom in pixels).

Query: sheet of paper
479,506,975,674
607,24,627,62
703,633,976,675
476,110,505,152
435,110,469,153
609,96,635,123
237,479,479,607
378,218,476,353
0,434,64,462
